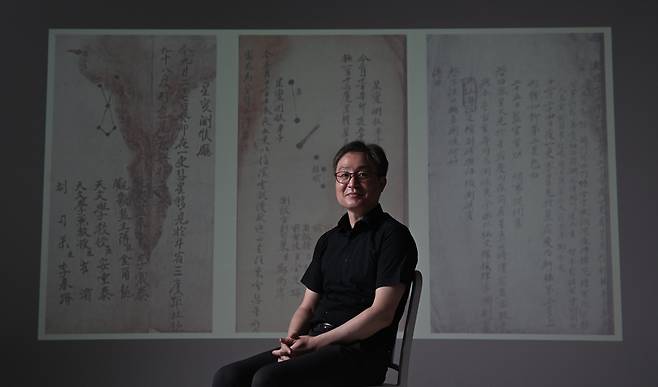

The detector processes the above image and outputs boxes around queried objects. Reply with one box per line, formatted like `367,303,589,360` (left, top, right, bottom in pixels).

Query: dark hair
332,141,389,177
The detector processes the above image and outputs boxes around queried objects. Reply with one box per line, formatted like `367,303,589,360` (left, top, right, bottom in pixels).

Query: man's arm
289,284,405,355
272,288,320,360
286,288,320,337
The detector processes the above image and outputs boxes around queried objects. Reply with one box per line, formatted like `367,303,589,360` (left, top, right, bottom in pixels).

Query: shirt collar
337,203,385,232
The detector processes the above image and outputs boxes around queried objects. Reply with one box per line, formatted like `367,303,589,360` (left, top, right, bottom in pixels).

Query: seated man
213,141,418,387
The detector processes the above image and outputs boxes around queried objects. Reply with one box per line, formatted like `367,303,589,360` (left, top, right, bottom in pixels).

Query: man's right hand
272,336,297,362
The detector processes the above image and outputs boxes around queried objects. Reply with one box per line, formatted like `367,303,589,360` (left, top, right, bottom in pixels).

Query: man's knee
251,364,286,387
212,363,240,387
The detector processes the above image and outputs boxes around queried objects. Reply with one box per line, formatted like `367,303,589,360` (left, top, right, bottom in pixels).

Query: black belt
309,322,335,336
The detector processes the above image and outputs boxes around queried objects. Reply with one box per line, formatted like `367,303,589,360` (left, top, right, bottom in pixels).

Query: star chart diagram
42,34,217,334
235,35,408,332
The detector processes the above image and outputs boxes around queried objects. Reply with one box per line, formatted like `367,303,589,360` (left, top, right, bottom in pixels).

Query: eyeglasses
334,170,374,184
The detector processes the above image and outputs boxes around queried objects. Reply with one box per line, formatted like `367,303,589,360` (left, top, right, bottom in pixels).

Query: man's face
334,151,386,216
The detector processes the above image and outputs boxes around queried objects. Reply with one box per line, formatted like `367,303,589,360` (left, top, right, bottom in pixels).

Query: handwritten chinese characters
236,35,408,332
428,33,614,335
43,34,216,334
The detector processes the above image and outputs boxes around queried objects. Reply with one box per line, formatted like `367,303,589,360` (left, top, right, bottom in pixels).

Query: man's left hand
289,335,318,356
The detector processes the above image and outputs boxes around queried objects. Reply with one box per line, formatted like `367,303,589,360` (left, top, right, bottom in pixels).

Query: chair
370,269,423,387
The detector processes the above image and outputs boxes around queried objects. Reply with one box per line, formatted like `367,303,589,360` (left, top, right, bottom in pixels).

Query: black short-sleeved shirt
301,204,418,354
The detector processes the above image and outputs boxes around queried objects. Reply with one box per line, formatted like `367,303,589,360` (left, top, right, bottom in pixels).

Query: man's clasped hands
272,334,320,362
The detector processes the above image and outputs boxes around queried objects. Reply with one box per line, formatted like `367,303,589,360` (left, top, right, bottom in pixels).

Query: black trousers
212,343,388,387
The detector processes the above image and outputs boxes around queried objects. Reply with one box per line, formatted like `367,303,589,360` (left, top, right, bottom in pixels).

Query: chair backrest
388,270,423,387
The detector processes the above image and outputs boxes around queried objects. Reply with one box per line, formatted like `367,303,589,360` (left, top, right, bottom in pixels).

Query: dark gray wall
5,1,657,386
